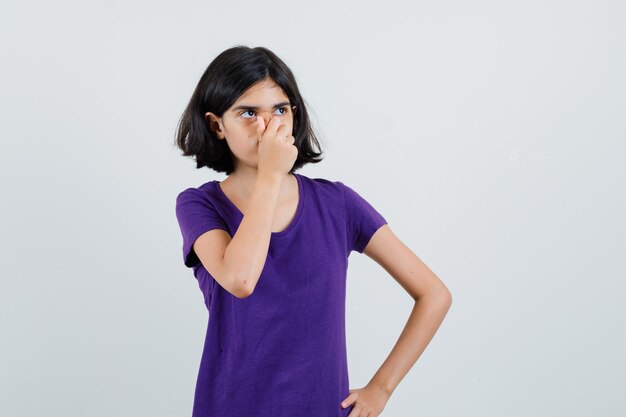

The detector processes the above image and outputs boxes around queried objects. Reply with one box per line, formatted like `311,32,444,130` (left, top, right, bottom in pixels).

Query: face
205,78,296,171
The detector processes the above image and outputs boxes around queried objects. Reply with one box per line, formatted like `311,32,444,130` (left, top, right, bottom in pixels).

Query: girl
174,45,452,417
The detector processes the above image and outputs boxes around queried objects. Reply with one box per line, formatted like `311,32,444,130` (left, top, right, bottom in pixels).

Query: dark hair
174,45,324,175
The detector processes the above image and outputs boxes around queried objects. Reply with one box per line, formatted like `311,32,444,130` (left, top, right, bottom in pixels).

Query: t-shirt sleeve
175,188,229,268
338,181,388,254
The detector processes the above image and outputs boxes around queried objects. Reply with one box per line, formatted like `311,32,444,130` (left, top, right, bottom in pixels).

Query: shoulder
297,174,373,209
297,173,344,197
175,182,222,216
176,181,216,204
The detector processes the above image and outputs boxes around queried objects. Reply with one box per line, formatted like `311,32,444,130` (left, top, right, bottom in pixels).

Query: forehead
231,79,288,105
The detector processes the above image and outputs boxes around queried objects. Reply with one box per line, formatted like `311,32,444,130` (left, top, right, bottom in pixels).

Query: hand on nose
255,116,266,142
256,115,266,131
261,113,272,126
255,114,286,144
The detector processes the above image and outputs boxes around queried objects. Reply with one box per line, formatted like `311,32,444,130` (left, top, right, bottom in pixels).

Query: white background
1,1,624,416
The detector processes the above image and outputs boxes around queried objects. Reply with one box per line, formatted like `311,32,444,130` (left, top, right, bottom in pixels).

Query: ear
291,105,297,115
205,112,226,139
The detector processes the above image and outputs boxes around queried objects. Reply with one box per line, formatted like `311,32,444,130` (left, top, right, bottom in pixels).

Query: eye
240,107,290,119
276,106,292,116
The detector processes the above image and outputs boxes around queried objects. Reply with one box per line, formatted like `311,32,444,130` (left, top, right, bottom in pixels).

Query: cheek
229,125,256,143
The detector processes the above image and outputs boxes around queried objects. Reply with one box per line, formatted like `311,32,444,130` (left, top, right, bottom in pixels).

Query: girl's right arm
192,116,297,298
200,172,284,298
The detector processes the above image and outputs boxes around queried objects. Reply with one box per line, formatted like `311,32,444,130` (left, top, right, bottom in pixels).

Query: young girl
174,45,452,417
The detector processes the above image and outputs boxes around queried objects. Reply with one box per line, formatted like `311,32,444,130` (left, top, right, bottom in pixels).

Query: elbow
221,263,255,299
437,288,453,312
433,285,453,305
442,289,453,306
231,277,255,299
233,286,253,299
416,287,452,305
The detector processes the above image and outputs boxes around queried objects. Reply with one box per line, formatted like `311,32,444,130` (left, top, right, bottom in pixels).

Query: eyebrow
230,101,291,112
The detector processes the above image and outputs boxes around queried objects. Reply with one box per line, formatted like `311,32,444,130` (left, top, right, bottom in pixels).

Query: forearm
367,291,452,397
223,172,283,295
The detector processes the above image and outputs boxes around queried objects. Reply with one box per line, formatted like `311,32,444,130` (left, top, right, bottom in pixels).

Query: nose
258,111,274,126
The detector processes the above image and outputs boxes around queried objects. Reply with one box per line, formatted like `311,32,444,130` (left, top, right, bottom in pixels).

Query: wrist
257,169,283,185
367,379,394,399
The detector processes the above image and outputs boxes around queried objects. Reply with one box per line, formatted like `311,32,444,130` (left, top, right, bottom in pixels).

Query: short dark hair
174,45,324,175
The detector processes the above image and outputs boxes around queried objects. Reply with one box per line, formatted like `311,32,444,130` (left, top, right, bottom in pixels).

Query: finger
276,122,290,138
346,403,362,417
255,116,266,142
341,392,358,409
263,115,284,139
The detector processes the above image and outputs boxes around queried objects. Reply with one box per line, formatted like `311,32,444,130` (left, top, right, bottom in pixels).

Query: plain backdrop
1,1,624,416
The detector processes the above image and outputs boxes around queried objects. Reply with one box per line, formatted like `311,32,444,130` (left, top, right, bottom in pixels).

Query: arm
341,224,452,412
193,172,283,298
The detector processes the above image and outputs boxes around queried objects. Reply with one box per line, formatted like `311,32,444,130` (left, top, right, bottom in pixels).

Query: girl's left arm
341,224,452,416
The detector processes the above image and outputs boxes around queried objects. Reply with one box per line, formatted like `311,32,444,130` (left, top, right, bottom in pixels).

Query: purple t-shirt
175,172,387,417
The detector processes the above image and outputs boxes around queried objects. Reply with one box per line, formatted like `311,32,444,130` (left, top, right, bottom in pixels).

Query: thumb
255,116,265,142
341,391,358,409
